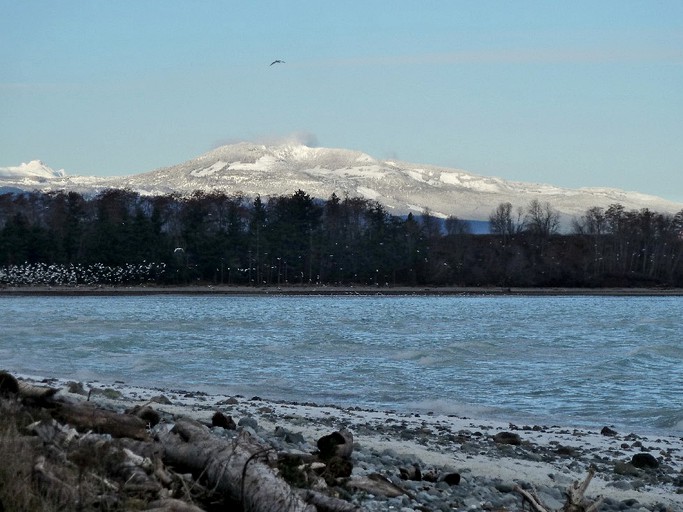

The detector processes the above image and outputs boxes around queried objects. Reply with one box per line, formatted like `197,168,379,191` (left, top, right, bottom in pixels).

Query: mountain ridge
1,143,681,226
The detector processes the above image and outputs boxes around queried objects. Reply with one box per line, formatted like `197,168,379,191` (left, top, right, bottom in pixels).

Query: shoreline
16,374,683,511
2,284,683,297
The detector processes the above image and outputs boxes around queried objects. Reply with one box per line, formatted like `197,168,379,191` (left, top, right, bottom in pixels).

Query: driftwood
514,467,603,512
51,401,150,440
28,417,163,494
158,417,316,512
2,373,363,511
347,473,413,499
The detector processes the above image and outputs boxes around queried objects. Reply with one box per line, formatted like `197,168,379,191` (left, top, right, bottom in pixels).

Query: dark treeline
1,189,682,287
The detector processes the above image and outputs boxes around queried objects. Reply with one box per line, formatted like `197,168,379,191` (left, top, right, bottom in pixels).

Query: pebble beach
20,374,683,512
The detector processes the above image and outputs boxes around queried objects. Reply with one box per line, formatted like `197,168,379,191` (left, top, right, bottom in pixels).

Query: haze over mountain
2,143,681,228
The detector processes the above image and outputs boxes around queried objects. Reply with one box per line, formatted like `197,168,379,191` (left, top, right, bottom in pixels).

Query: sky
2,1,682,202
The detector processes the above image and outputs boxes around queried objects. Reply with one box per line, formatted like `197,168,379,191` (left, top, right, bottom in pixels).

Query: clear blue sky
2,1,682,202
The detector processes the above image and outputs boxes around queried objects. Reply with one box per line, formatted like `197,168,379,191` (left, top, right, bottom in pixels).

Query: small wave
655,411,683,434
402,398,500,419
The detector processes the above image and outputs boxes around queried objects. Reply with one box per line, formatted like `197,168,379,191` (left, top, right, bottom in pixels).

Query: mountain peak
200,142,377,169
0,160,66,179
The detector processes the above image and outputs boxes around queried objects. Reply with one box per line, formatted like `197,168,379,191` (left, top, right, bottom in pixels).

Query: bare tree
489,202,523,243
524,200,560,237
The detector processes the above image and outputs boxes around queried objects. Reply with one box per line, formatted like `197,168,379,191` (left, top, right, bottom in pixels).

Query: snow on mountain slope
2,143,682,228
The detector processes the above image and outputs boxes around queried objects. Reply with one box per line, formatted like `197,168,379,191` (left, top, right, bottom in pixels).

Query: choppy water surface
1,294,681,434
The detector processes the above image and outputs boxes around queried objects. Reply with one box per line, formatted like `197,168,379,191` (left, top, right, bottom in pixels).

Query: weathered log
0,371,59,401
346,473,411,498
50,401,149,440
18,380,59,400
158,417,316,512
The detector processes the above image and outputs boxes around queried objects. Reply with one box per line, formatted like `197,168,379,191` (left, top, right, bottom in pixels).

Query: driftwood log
158,417,316,512
51,401,150,440
1,371,147,440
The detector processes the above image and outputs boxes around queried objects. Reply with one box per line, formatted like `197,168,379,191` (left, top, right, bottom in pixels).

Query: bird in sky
270,59,285,66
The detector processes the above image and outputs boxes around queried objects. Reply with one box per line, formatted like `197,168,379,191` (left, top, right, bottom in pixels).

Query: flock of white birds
0,262,166,286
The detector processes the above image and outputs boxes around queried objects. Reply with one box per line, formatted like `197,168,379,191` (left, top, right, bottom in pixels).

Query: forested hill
1,188,682,288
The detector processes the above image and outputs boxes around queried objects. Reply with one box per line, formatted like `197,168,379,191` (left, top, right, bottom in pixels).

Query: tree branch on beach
514,466,603,512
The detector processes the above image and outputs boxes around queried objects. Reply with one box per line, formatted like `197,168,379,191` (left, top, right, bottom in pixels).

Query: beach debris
3,371,681,511
514,466,603,512
317,429,353,460
27,418,80,446
159,417,316,511
49,400,150,440
1,372,360,511
347,473,410,498
0,370,59,401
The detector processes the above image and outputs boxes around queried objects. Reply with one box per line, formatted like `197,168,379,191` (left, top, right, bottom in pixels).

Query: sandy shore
22,375,683,511
2,284,683,296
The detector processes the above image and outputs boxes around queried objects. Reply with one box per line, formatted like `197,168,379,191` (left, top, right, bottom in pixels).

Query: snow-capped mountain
2,143,682,227
0,160,66,180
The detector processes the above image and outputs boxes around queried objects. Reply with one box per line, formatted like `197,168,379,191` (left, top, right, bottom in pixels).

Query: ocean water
1,294,681,434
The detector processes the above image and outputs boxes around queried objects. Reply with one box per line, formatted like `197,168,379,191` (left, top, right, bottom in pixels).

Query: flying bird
270,59,285,66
